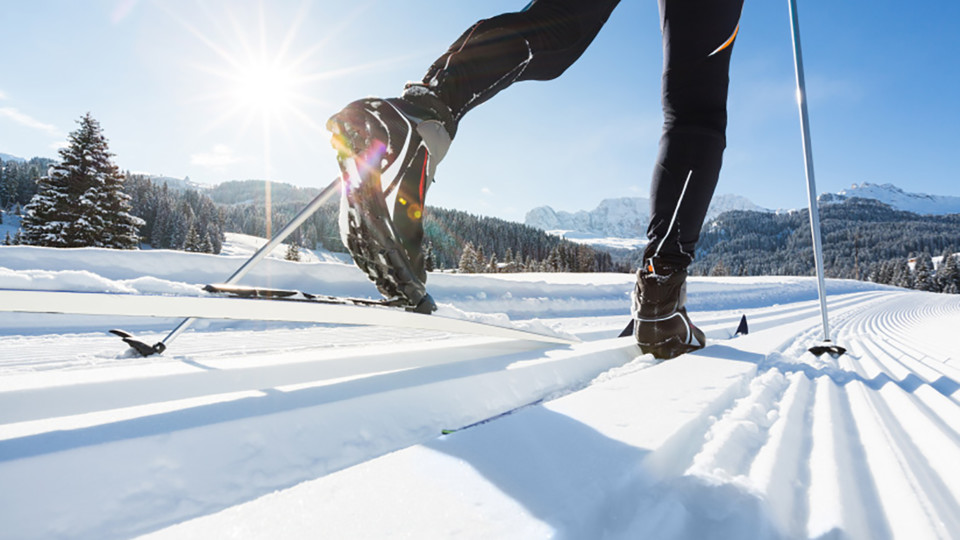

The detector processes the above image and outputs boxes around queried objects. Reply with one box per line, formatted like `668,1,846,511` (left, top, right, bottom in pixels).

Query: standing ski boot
631,258,706,359
327,84,457,314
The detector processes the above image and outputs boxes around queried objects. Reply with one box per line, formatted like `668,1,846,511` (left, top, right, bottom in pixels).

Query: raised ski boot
631,259,706,359
327,85,457,313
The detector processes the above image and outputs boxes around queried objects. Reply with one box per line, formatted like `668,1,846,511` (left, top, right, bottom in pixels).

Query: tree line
689,198,960,293
125,175,226,253
0,156,53,211
207,181,624,273
6,114,958,288
3,113,225,253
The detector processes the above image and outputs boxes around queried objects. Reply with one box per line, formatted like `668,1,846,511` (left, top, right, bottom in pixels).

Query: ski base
203,283,403,308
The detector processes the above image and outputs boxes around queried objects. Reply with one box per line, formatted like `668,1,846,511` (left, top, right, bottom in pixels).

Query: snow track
2,247,958,539
133,290,960,539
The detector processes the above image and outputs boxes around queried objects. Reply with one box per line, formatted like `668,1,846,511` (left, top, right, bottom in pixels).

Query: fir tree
200,232,214,254
458,242,481,273
20,113,142,248
937,252,960,294
914,253,936,292
284,241,301,262
892,259,914,289
183,224,203,252
710,259,729,277
424,242,435,273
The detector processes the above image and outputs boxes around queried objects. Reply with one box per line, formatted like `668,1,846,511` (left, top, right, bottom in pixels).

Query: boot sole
328,115,435,314
638,337,705,360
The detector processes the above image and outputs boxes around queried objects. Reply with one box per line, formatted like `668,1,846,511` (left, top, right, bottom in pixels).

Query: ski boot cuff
632,259,689,320
402,83,458,140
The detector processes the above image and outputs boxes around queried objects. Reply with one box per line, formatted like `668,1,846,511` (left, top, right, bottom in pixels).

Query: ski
202,283,403,309
0,288,579,352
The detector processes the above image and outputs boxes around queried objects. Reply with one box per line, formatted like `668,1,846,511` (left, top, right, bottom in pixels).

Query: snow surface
2,242,960,539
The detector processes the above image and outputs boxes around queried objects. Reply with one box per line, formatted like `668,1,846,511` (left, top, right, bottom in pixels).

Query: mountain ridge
524,183,960,251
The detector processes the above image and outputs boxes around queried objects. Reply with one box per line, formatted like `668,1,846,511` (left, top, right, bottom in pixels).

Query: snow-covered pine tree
458,242,480,273
424,242,435,273
710,259,729,277
914,253,937,292
892,259,914,289
199,232,214,254
183,224,203,252
487,253,498,273
0,158,10,209
20,113,142,248
284,241,301,262
937,251,960,294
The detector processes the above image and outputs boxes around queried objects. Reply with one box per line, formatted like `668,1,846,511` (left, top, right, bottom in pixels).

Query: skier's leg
634,0,743,358
328,0,620,309
644,0,744,268
423,0,621,121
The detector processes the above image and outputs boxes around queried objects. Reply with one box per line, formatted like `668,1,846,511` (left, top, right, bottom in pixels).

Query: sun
229,58,300,117
156,1,333,139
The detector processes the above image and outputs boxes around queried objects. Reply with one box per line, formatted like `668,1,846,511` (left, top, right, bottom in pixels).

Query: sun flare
230,59,300,115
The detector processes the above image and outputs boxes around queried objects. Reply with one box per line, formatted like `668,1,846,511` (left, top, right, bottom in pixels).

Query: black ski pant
420,0,744,269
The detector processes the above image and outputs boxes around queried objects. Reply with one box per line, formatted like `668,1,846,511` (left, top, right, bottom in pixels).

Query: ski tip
809,341,847,357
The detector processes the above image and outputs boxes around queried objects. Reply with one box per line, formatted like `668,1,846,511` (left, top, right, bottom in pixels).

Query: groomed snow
1,242,959,539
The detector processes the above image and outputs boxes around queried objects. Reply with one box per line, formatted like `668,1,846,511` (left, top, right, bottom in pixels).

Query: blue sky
2,0,958,222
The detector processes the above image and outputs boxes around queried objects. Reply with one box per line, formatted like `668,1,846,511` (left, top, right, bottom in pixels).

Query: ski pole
118,176,341,355
788,0,845,356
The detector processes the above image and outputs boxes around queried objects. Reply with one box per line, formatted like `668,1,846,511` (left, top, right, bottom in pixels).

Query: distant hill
523,183,960,260
820,182,960,215
690,198,960,278
207,179,321,206
137,175,209,193
0,153,26,163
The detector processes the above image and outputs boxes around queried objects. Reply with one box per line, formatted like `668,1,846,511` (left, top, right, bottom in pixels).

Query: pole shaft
789,0,831,341
158,177,341,348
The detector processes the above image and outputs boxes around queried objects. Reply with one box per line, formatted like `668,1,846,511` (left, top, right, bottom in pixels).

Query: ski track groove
7,285,960,539
680,290,960,539
807,371,889,539
820,292,960,538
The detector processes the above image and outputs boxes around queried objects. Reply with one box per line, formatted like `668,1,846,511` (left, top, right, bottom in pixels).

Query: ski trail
660,291,960,539
834,294,960,537
803,292,960,538
805,364,889,538
9,283,960,539
747,371,815,537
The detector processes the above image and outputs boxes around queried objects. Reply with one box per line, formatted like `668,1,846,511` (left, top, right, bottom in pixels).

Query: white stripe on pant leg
653,169,694,259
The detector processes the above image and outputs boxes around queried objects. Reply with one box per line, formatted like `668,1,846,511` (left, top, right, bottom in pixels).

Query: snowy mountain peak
524,194,766,249
819,182,960,215
525,197,651,239
0,152,26,162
